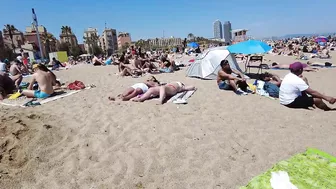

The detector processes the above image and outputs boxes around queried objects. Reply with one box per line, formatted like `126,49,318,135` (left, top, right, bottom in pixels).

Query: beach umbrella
187,42,199,48
315,37,328,43
227,40,272,54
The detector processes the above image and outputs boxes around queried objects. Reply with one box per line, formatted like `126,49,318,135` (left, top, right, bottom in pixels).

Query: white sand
1,52,336,189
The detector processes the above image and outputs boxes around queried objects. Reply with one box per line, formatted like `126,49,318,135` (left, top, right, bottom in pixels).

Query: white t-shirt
279,73,309,105
0,62,6,73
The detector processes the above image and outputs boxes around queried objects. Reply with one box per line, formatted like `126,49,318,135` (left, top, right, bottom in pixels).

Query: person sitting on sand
132,82,195,104
279,62,336,111
21,64,56,98
92,55,105,66
51,57,65,70
9,60,23,89
0,73,16,100
269,62,318,72
108,76,160,101
217,60,249,95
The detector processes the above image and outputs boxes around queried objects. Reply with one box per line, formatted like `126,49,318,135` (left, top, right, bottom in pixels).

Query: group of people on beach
91,46,182,77
108,75,195,105
0,56,61,100
216,58,336,111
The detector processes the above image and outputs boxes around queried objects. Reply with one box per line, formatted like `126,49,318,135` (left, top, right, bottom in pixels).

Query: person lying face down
270,62,318,72
132,81,195,105
108,76,160,101
279,62,336,111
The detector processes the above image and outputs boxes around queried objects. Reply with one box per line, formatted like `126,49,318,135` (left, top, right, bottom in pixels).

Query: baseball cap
289,62,303,72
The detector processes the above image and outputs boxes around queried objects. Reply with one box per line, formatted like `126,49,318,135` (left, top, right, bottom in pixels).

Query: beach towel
240,148,336,189
0,90,81,107
167,89,196,104
67,80,85,90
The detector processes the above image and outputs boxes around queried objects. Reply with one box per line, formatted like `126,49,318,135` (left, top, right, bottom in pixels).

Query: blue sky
1,0,336,43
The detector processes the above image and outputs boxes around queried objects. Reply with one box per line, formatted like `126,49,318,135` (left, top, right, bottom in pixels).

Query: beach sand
1,53,336,189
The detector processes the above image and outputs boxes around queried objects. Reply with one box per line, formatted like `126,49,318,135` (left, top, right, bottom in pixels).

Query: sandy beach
1,53,336,189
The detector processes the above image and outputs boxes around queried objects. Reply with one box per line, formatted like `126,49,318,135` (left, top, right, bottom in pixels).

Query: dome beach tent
186,46,247,80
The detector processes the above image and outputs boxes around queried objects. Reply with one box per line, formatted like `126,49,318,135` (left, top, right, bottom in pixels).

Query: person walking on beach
279,62,336,111
217,60,249,95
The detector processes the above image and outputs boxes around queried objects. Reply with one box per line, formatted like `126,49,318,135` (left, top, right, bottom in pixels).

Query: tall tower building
213,20,223,39
223,21,232,45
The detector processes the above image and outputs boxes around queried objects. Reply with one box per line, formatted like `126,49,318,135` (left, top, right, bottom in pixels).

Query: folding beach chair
245,55,266,74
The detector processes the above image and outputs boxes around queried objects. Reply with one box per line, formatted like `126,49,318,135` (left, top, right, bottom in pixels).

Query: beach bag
67,80,85,90
263,82,279,98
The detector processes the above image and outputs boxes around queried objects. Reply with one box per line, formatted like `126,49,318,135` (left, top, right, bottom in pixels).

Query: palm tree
43,32,56,55
3,24,17,52
187,33,194,41
61,26,72,45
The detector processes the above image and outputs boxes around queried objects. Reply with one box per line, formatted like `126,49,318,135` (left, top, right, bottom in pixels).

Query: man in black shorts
279,62,336,110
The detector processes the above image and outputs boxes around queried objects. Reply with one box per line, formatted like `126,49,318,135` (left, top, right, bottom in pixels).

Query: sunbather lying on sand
21,64,56,98
269,62,318,72
92,55,105,66
108,76,160,101
132,82,195,104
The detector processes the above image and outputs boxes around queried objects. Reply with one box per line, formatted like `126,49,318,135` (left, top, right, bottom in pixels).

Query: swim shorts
218,81,232,90
285,92,314,109
131,83,149,93
34,90,51,98
159,68,173,73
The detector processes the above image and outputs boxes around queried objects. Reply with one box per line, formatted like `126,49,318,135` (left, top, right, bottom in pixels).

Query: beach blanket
0,90,80,107
240,148,336,189
167,89,196,104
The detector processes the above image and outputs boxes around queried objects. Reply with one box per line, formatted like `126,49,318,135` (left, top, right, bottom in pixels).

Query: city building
3,28,24,49
0,31,4,49
83,27,100,54
213,20,223,39
223,21,232,45
100,28,118,55
117,32,131,49
232,29,249,43
24,25,57,58
149,37,182,47
59,30,78,47
78,44,86,53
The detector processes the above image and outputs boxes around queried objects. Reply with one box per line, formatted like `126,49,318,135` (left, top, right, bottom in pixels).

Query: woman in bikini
108,76,160,101
132,81,195,104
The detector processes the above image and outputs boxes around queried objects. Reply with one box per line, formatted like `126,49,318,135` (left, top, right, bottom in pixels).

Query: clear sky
1,0,335,43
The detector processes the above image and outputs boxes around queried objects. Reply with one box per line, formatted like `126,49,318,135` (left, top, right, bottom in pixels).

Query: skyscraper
223,21,232,45
213,20,223,39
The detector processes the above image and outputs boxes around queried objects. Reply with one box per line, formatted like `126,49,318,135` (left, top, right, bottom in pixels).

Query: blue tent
187,42,199,48
227,40,272,54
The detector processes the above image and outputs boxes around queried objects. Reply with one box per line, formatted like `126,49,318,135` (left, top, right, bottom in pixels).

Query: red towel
67,80,85,90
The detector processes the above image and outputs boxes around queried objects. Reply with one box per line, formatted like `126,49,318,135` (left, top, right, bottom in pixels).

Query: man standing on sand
217,60,249,95
9,60,23,89
279,62,336,110
21,64,55,99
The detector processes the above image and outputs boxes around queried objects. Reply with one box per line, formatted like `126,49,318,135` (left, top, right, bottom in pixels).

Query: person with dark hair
217,59,248,95
279,62,336,110
52,57,65,70
9,59,23,88
0,73,16,100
